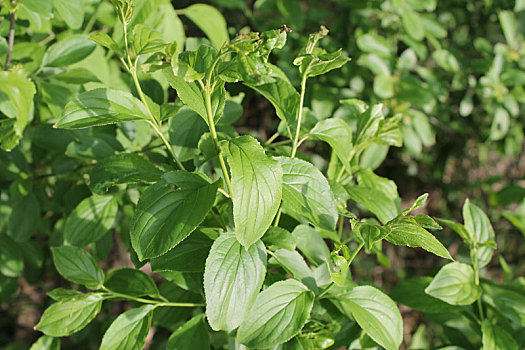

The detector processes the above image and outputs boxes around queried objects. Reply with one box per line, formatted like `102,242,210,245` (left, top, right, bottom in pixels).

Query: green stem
101,288,203,308
291,73,308,158
318,282,334,299
83,1,101,34
472,247,484,320
348,242,364,265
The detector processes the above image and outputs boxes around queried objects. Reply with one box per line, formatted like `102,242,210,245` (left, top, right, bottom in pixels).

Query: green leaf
356,168,398,202
63,195,118,247
0,70,36,151
425,262,481,305
463,200,496,268
29,335,61,350
181,4,229,49
168,107,208,162
237,279,314,348
131,171,219,260
432,49,460,72
482,320,518,350
356,33,393,58
89,32,124,57
391,277,463,313
132,24,166,55
53,0,84,29
333,285,402,350
309,118,353,175
8,193,39,242
51,246,104,289
88,153,162,194
271,249,318,293
151,230,213,273
386,221,452,259
292,225,331,266
401,7,425,41
346,185,399,224
53,68,101,84
221,136,282,247
43,37,96,68
0,234,23,277
489,107,510,141
99,305,154,350
55,89,150,129
491,287,525,327
167,314,209,350
438,218,473,243
104,268,159,298
204,233,266,331
278,156,338,231
47,288,85,301
352,222,390,251
262,226,296,251
374,74,394,99
498,11,519,48
35,293,104,337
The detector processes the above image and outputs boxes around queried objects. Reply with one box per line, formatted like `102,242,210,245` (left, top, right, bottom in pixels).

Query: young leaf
331,285,402,350
425,262,481,305
63,195,118,247
167,314,209,350
132,24,166,55
104,268,159,298
131,171,219,260
220,136,282,247
43,37,96,67
309,118,353,174
277,156,338,231
385,222,452,260
204,233,267,331
51,246,104,289
402,193,428,215
55,89,150,129
237,279,314,348
35,293,104,337
481,320,519,350
89,32,124,57
99,305,154,350
463,199,496,268
180,4,229,49
346,185,399,224
353,222,390,251
88,153,163,195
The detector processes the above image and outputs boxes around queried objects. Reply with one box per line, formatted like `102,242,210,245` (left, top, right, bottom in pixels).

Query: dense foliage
0,0,524,349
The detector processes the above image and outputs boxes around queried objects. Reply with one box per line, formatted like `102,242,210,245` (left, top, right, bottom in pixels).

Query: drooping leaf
99,305,154,350
331,285,402,350
180,4,229,49
131,171,219,260
204,233,266,331
51,246,104,289
425,262,481,305
55,89,150,129
278,156,338,231
237,279,314,348
262,226,296,251
35,293,104,337
309,118,353,174
104,268,159,298
63,195,118,247
167,314,209,350
220,136,282,247
43,37,96,67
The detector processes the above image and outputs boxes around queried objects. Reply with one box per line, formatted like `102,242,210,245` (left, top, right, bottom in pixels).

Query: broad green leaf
43,37,96,68
432,49,460,72
89,32,124,57
131,171,219,260
167,314,209,350
309,118,353,175
53,0,84,29
104,268,159,298
100,305,154,350
386,221,452,259
0,70,36,151
330,285,403,350
221,136,282,247
502,211,525,236
425,262,481,305
55,89,150,129
8,193,39,242
292,225,330,266
237,279,314,348
262,226,296,251
0,276,18,302
356,168,398,202
438,218,473,243
88,153,162,194
489,107,510,141
374,74,394,98
356,33,393,58
352,222,390,251
271,249,318,293
35,293,104,337
463,200,495,268
481,320,518,350
278,156,338,231
0,234,23,277
151,230,213,272
401,7,425,41
391,277,463,313
63,195,118,247
47,288,85,301
491,288,525,326
498,11,519,48
51,246,104,289
168,107,208,161
204,233,266,331
132,24,166,55
53,68,101,84
29,335,60,350
346,185,399,224
181,4,229,49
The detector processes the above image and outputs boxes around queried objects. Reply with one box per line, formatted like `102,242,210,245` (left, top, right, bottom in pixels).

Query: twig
5,1,16,70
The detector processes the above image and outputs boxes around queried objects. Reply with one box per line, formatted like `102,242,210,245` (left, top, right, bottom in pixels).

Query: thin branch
5,1,16,70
